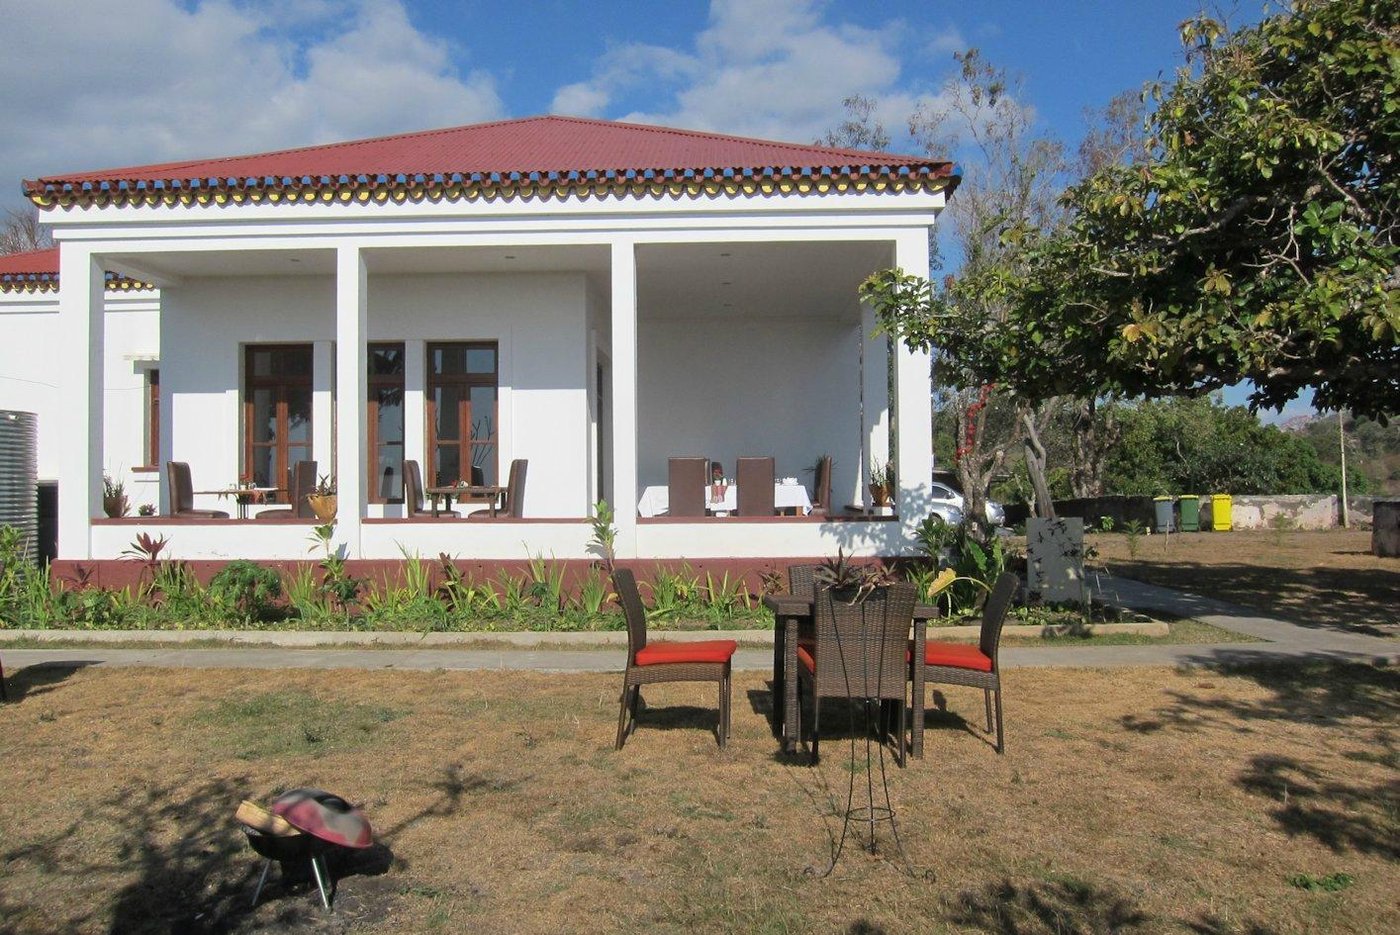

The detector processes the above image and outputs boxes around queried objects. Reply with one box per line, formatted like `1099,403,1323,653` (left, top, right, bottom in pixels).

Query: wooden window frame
243,344,313,502
133,368,160,472
367,342,406,504
425,341,499,488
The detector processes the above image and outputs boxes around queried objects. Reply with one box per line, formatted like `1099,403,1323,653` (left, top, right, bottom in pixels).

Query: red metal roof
24,115,956,208
0,246,147,293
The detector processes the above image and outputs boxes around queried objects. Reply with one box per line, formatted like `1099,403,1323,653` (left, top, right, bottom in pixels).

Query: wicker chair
165,462,229,519
809,455,832,517
466,459,528,520
796,582,917,766
736,457,776,516
787,564,818,599
404,459,458,518
915,571,1018,754
612,568,737,750
255,459,317,520
667,457,707,517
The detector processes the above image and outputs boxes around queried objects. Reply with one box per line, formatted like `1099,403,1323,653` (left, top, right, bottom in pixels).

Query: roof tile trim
27,164,956,210
0,249,149,293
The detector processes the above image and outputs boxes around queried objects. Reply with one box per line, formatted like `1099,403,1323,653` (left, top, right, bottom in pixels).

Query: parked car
927,501,965,525
929,481,1005,526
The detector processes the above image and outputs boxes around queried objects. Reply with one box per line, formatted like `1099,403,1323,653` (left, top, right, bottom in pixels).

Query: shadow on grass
947,877,1153,933
1120,658,1399,861
1108,560,1398,634
1,774,398,934
0,660,96,703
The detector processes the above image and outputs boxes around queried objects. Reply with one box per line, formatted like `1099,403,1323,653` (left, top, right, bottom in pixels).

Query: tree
818,95,891,151
1025,0,1396,418
0,205,51,255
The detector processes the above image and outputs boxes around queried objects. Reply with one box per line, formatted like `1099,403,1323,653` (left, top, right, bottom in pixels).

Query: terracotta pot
868,483,891,507
306,494,337,522
103,494,129,518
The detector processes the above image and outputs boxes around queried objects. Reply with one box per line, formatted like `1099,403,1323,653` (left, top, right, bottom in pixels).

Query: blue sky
1,0,1306,417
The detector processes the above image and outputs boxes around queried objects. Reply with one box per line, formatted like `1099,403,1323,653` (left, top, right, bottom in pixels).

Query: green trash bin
1153,496,1175,534
1179,495,1200,532
1209,494,1233,530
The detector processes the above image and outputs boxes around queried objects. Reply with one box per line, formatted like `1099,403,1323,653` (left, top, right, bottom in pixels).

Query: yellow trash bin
1209,494,1233,530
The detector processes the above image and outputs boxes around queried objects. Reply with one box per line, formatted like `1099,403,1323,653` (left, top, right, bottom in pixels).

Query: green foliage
1105,397,1345,495
1122,520,1145,559
862,1,1398,420
207,560,282,622
588,500,617,572
1287,872,1354,893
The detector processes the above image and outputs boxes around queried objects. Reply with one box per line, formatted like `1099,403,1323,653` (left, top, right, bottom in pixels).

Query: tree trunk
1069,397,1118,498
1022,408,1056,519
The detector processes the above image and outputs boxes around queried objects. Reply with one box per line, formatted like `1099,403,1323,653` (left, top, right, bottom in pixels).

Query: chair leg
810,691,821,765
897,696,907,768
984,688,994,734
615,679,633,750
716,672,727,749
0,657,7,702
994,686,1005,754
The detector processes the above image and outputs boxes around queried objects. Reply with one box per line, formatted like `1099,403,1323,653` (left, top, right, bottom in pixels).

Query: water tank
0,410,39,563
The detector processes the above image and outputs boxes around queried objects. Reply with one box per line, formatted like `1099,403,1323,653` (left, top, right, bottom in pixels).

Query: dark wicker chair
404,459,458,518
667,457,707,517
915,571,1018,754
466,459,528,520
255,459,317,520
736,457,776,516
796,581,917,766
612,568,737,749
809,455,832,517
787,564,818,599
165,461,229,519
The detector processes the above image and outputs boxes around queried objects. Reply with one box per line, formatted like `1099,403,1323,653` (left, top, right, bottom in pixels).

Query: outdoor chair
612,567,737,750
914,571,1018,754
809,455,832,517
165,461,229,519
1,652,7,702
796,581,917,766
787,564,818,599
404,459,458,518
255,459,317,520
736,457,776,516
667,457,707,517
466,459,528,520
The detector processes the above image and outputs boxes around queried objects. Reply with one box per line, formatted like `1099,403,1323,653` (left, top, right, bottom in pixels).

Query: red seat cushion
922,640,994,672
796,645,816,673
635,639,737,666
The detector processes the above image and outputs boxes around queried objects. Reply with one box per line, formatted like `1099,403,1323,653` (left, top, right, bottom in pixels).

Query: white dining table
637,483,812,517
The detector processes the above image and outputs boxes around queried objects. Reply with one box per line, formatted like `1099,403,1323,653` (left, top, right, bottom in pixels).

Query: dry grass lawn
1089,529,1398,636
0,661,1395,934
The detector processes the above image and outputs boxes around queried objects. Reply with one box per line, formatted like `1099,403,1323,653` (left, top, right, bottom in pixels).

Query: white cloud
0,0,504,207
551,0,962,151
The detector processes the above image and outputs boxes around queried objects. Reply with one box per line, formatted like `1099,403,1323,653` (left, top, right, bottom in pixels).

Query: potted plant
306,474,337,522
869,457,896,509
102,474,129,518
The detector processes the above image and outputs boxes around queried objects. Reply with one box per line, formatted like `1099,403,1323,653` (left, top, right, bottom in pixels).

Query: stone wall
1226,494,1376,530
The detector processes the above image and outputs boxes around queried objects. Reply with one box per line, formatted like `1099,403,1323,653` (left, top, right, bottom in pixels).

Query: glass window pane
370,345,404,376
279,347,312,377
431,344,467,377
466,347,496,374
376,445,403,500
252,389,276,443
286,388,312,444
469,443,498,485
251,350,272,378
250,446,275,488
374,387,404,443
434,386,463,441
468,386,496,442
434,446,460,488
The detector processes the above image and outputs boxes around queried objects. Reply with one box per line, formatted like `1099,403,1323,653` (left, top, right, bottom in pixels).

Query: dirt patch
1,662,1396,934
1088,528,1398,636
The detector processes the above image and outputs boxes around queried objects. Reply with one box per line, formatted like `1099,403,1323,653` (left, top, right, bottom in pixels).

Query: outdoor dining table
195,487,282,520
763,592,940,757
425,484,506,517
636,483,813,517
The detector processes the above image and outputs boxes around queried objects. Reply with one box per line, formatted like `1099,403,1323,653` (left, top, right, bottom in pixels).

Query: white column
312,340,335,477
334,246,367,557
893,229,934,541
609,239,639,558
56,246,104,559
862,304,891,510
403,338,426,499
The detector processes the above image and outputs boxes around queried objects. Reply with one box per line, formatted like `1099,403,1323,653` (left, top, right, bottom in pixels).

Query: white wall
637,315,869,508
0,289,159,509
161,271,591,518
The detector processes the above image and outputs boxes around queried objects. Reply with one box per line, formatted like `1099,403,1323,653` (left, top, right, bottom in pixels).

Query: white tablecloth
637,483,812,517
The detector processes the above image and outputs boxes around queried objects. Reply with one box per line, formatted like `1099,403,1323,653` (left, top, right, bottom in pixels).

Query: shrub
208,560,283,622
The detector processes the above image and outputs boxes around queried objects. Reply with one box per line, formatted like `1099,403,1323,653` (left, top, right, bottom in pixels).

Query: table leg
783,616,798,753
770,621,784,738
911,619,927,759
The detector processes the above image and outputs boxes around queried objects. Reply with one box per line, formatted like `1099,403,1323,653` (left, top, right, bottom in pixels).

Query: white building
2,115,954,568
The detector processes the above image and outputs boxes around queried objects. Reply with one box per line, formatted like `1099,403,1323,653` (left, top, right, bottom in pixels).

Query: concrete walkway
1,573,1393,675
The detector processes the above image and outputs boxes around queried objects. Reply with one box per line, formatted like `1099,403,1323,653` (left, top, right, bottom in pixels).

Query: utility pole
1338,410,1349,529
